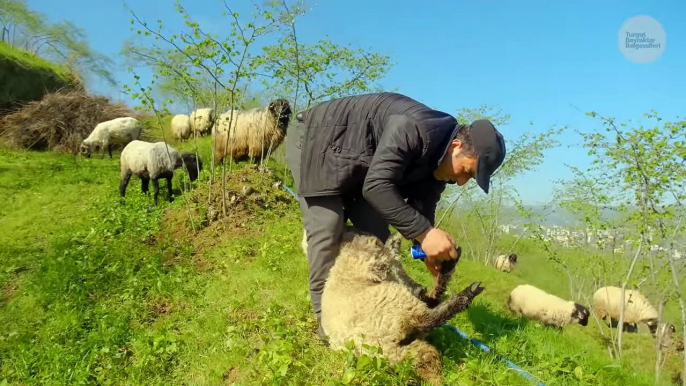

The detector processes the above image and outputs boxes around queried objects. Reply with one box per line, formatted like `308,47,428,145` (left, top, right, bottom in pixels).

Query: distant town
498,223,684,260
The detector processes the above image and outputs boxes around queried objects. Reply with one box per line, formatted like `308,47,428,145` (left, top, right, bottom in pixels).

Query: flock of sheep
75,98,679,385
76,98,292,206
302,227,682,386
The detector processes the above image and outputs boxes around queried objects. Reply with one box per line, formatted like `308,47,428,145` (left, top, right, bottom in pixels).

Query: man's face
434,139,477,185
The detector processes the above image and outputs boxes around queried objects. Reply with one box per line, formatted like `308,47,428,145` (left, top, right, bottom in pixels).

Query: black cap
470,119,506,194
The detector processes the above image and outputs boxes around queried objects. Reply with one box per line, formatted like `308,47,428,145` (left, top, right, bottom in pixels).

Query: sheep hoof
468,281,485,297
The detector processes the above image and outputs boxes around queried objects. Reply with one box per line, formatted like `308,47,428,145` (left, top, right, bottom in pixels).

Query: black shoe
316,318,329,345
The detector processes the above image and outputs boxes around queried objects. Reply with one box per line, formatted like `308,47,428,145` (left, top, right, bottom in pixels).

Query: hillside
0,121,681,385
0,42,82,112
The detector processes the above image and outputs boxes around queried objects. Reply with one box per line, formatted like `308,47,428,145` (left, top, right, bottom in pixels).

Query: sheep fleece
214,107,285,161
83,117,142,149
508,284,579,327
171,114,191,140
494,254,514,272
120,140,182,179
592,286,657,324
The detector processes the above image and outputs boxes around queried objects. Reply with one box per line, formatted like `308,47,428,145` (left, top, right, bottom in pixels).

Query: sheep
213,98,292,165
507,284,590,328
494,253,517,273
320,230,485,386
189,108,215,136
80,117,143,159
171,114,191,141
301,228,308,257
119,140,203,206
592,286,659,336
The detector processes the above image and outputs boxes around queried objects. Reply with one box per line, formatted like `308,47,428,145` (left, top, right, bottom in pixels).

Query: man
285,92,506,340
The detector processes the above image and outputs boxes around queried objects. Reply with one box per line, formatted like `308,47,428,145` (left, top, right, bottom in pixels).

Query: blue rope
280,183,545,386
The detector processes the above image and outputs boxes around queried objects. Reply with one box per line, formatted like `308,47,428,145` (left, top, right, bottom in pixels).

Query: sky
25,0,686,205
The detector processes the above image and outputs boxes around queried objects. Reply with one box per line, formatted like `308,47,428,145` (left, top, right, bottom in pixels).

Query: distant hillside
0,42,82,112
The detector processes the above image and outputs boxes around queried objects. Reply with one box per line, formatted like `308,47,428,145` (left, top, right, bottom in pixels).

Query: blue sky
26,0,686,204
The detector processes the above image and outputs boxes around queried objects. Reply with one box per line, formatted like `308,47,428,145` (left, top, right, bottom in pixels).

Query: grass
0,42,81,110
0,124,682,385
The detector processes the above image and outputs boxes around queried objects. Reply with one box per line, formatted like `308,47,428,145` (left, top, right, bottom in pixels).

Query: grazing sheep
592,286,659,336
189,108,215,136
321,230,485,386
656,322,677,351
119,140,203,206
494,253,517,273
171,114,191,140
80,117,143,159
507,284,590,328
213,98,292,164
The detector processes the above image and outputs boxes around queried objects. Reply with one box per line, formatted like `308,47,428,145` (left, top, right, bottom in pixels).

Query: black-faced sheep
592,286,659,336
119,140,202,206
507,284,590,328
320,231,485,386
213,98,292,164
494,253,517,273
189,108,215,136
171,114,191,141
80,117,143,159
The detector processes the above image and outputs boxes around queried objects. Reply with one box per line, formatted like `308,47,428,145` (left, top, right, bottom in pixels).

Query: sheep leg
414,281,485,331
107,144,113,159
119,171,132,198
141,178,150,195
166,176,173,202
152,178,160,206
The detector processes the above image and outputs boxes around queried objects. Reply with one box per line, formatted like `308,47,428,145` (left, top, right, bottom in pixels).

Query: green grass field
0,120,682,385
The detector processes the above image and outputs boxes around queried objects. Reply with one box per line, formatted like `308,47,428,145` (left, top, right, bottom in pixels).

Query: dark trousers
285,121,391,320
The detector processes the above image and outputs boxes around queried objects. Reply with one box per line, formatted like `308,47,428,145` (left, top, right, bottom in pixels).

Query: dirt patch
156,163,296,269
223,366,242,385
0,88,145,153
1,278,19,304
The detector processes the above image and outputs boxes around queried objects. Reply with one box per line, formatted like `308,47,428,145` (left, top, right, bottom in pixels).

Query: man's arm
362,114,433,240
407,178,446,245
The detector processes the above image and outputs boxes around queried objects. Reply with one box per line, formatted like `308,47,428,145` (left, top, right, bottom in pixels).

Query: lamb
189,108,215,136
494,253,517,273
592,286,659,336
213,98,292,164
79,117,143,159
171,114,191,141
119,140,203,206
320,230,485,386
507,284,590,328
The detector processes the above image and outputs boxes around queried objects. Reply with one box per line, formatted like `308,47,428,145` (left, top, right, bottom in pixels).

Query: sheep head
79,142,92,158
268,98,293,132
508,253,518,263
179,152,203,182
647,318,660,336
571,303,590,326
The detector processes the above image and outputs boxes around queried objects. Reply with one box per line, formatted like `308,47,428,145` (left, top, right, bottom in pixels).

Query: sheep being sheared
213,98,292,164
592,286,659,336
80,117,143,159
189,108,215,136
507,284,590,328
494,253,517,273
171,114,191,141
321,230,484,386
119,140,203,206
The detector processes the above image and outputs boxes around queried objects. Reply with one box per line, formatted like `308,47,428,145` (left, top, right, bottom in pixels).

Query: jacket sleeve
362,114,435,240
407,177,446,229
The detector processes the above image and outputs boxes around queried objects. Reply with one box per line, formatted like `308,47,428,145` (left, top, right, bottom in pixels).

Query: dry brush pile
0,88,145,153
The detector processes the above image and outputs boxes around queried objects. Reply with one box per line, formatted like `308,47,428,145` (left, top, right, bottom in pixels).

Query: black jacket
297,92,460,240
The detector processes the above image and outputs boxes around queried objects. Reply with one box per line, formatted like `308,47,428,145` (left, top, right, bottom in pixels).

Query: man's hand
416,227,459,278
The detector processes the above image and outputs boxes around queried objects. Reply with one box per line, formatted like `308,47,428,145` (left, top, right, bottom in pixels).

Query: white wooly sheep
592,286,660,336
80,117,143,159
507,284,590,328
301,228,308,257
119,140,203,206
213,99,292,164
171,114,191,141
494,253,518,273
321,230,485,386
189,108,216,136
